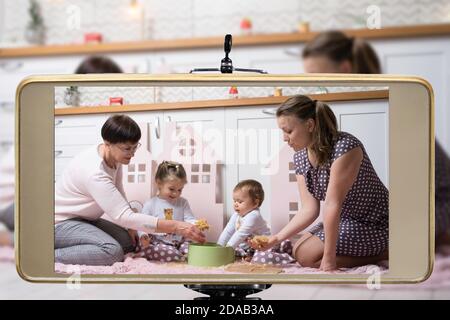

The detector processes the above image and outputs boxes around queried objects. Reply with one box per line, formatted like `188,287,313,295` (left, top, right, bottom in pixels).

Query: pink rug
0,246,14,263
4,244,449,288
54,254,387,275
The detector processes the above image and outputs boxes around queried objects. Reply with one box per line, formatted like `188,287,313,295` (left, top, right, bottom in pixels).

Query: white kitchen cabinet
224,105,283,228
372,37,450,153
234,45,304,74
54,114,107,181
332,100,389,186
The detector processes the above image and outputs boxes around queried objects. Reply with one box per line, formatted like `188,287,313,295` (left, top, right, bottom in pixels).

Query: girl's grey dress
293,132,389,257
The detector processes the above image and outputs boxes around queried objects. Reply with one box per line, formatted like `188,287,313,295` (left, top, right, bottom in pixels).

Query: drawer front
54,114,106,128
55,157,72,177
54,145,92,159
55,128,103,146
55,114,106,146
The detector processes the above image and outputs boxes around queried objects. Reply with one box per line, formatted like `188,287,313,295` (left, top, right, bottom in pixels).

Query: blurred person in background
302,30,450,248
0,146,14,246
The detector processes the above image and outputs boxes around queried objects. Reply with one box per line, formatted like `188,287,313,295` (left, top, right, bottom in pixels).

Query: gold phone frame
15,74,434,284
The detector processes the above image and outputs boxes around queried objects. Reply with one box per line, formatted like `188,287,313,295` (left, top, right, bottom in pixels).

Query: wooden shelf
2,24,450,58
54,90,389,116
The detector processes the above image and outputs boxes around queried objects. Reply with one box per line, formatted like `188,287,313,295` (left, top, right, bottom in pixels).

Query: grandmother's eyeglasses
115,143,141,154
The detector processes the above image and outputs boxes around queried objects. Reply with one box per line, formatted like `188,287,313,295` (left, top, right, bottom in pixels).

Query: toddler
217,179,294,265
136,161,199,262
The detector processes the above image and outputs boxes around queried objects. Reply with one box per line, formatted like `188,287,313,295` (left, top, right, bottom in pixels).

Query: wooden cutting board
224,262,283,274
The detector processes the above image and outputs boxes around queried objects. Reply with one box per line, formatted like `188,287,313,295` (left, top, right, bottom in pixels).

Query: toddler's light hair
155,161,187,183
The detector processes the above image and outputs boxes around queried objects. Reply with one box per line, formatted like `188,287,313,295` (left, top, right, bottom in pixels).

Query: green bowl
188,243,235,267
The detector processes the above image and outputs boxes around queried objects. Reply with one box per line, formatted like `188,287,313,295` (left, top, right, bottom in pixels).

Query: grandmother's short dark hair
101,114,141,144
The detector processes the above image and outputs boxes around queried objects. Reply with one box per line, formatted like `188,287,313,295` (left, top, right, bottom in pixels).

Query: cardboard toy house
156,122,224,242
267,144,323,235
121,123,155,210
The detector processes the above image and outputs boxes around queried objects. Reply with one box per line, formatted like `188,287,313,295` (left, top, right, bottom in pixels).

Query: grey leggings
55,218,135,266
0,203,14,231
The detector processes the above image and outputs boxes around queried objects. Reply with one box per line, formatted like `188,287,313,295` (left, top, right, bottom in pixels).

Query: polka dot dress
293,132,389,257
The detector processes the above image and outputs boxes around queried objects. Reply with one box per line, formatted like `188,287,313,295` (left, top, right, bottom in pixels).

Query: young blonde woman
302,30,450,247
252,95,388,271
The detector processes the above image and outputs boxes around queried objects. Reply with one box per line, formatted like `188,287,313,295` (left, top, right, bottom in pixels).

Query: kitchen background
1,0,450,45
1,0,449,300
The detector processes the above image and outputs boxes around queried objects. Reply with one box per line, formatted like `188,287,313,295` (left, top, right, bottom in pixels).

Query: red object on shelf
109,97,124,106
240,18,252,30
229,86,239,99
84,33,103,44
229,86,238,95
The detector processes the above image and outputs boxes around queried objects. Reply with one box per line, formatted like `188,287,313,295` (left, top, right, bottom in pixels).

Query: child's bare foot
0,230,13,247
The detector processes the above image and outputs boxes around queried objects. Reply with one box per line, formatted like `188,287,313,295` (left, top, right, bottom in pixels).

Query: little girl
217,179,295,265
136,161,198,262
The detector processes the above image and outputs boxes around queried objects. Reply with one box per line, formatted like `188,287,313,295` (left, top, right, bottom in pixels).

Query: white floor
0,262,449,300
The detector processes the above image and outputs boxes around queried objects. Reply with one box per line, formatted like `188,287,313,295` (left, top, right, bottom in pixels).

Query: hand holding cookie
250,235,269,249
195,219,210,232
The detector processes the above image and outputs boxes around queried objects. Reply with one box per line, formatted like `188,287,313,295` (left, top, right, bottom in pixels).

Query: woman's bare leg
292,233,324,267
333,250,388,268
294,233,389,269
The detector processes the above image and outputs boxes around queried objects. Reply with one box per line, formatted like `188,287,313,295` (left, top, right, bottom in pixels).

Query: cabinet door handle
262,108,277,116
155,116,161,139
146,122,151,153
55,120,63,126
0,141,13,148
55,150,63,157
0,102,14,111
283,48,301,57
0,61,23,72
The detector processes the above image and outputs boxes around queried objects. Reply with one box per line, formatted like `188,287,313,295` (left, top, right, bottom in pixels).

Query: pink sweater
55,145,158,233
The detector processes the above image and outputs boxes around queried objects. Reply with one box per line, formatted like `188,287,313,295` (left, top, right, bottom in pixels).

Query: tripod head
190,34,267,74
220,34,233,73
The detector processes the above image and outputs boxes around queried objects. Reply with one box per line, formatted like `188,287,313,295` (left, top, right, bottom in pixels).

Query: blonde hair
155,161,187,183
234,179,265,207
276,95,338,167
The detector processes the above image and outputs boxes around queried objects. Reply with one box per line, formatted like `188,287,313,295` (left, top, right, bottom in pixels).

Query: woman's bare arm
273,174,320,243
